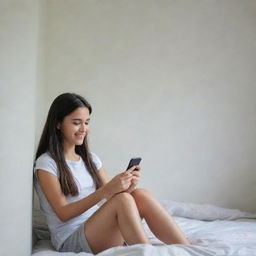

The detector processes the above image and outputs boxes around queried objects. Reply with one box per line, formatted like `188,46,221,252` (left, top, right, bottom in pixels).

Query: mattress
32,200,256,256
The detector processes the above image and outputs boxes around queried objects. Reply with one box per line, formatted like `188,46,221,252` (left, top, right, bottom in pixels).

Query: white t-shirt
33,152,102,250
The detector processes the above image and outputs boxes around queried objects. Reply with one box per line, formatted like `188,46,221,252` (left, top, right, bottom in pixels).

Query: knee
131,188,151,201
112,192,135,205
130,189,153,216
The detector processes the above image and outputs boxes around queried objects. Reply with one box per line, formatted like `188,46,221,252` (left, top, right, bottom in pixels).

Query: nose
79,123,87,133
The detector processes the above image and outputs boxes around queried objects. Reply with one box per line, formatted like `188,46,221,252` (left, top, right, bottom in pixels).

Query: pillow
33,209,50,243
160,200,256,221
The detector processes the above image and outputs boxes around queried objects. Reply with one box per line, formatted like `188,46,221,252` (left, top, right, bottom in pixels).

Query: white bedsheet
32,201,256,256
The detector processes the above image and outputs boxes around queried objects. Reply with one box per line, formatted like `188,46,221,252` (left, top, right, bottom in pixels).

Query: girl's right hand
103,167,136,199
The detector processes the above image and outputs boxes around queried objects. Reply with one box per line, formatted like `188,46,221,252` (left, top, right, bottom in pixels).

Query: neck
63,143,79,161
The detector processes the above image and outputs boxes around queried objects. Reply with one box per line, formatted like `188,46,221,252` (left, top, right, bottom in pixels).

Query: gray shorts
59,223,93,254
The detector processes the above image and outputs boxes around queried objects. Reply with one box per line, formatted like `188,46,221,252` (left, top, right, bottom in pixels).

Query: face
58,107,90,147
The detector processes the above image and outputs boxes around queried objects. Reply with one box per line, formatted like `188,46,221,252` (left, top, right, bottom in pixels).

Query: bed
32,200,256,256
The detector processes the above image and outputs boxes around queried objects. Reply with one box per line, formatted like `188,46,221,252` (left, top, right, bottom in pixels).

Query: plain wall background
0,0,40,255
0,1,256,255
41,0,256,212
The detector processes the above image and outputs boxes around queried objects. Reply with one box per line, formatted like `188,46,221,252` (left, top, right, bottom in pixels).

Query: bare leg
84,192,150,254
131,188,189,245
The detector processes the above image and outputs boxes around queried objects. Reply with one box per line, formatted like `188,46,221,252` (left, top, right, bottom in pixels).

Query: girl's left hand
126,165,141,193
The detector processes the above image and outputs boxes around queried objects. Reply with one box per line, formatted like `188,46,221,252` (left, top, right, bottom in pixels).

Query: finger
122,171,132,177
122,174,133,181
132,178,139,183
131,175,139,180
127,165,138,172
132,171,140,177
124,169,133,174
123,177,133,183
132,165,141,171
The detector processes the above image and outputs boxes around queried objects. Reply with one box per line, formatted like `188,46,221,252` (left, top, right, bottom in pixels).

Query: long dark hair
35,93,102,196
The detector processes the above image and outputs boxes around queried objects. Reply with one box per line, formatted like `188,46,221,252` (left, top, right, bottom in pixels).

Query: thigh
84,195,126,254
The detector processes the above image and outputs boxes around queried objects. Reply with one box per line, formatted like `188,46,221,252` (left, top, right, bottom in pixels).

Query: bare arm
97,167,109,186
36,166,135,222
37,170,106,222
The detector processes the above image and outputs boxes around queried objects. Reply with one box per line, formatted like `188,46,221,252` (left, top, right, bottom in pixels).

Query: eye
73,122,80,125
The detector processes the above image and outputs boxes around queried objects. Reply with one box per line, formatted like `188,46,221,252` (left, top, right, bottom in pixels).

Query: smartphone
126,157,142,171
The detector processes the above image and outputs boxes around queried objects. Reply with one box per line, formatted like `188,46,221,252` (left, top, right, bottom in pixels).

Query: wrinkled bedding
32,201,256,256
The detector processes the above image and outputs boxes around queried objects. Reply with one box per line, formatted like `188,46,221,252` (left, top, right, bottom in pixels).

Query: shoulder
90,152,102,170
36,152,57,167
34,152,58,177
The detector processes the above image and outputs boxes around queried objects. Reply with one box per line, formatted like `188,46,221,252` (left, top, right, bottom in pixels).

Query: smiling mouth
75,133,86,138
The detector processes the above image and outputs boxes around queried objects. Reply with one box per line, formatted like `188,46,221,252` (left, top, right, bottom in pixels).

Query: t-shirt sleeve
34,153,58,178
91,152,103,170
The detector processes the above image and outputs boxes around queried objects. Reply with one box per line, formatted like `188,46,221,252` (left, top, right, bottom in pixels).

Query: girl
33,93,189,254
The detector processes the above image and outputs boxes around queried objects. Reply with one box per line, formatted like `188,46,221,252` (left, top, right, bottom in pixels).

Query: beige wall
0,0,40,255
41,0,256,212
